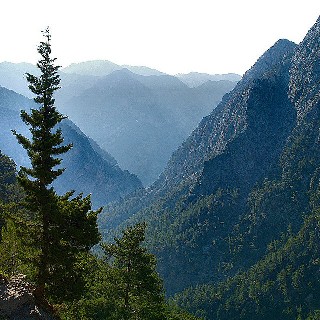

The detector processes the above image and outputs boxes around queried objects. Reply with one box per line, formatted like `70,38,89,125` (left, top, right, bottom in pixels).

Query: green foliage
56,254,118,319
42,192,101,302
306,310,320,320
8,28,100,304
0,152,18,203
174,208,320,320
173,115,320,319
58,224,199,319
166,303,203,320
102,222,167,319
0,153,26,277
0,216,21,277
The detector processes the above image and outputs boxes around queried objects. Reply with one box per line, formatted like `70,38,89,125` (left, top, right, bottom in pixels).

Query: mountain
0,86,142,208
99,15,320,308
98,17,320,319
61,60,121,76
0,61,238,185
54,119,142,207
61,60,165,76
149,39,297,196
55,69,237,185
122,64,165,76
175,50,320,318
176,72,242,88
174,208,320,320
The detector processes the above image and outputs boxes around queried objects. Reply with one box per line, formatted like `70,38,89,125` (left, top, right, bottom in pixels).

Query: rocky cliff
0,274,56,320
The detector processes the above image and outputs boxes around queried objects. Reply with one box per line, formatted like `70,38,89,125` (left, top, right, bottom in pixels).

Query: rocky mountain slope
152,39,296,194
100,17,320,307
174,18,320,319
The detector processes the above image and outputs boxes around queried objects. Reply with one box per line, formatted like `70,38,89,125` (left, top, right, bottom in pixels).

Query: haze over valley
0,61,239,186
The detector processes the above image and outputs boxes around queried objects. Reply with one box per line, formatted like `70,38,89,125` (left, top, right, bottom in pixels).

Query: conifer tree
103,222,166,320
12,28,100,303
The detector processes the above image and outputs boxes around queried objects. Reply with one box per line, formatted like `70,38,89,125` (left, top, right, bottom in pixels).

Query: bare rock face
0,274,56,320
289,16,320,122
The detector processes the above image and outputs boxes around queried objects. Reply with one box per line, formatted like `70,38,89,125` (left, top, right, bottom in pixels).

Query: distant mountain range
0,61,239,185
62,60,241,86
176,72,241,87
62,60,165,77
0,86,142,208
58,68,238,185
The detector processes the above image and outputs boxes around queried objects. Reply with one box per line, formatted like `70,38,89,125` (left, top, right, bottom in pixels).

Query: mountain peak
243,39,297,83
62,60,166,77
289,15,320,121
62,60,120,76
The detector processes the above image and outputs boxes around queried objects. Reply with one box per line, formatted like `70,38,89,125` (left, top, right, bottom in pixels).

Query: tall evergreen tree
12,28,100,304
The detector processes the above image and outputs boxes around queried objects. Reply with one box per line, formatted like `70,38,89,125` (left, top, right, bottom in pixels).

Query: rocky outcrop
289,16,320,122
0,274,56,319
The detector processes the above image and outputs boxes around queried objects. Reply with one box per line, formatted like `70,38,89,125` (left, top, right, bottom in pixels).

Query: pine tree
12,28,100,304
103,222,167,320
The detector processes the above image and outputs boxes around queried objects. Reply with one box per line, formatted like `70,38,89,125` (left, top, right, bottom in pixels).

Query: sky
1,0,319,76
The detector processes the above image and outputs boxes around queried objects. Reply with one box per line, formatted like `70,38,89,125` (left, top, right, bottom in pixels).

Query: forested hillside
99,16,320,320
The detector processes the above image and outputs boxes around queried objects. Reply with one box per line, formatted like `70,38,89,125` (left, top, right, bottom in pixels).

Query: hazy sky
1,0,319,75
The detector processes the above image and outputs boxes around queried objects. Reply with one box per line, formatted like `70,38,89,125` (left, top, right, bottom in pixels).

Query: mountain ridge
0,61,239,186
99,24,319,299
176,72,242,88
56,67,237,185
